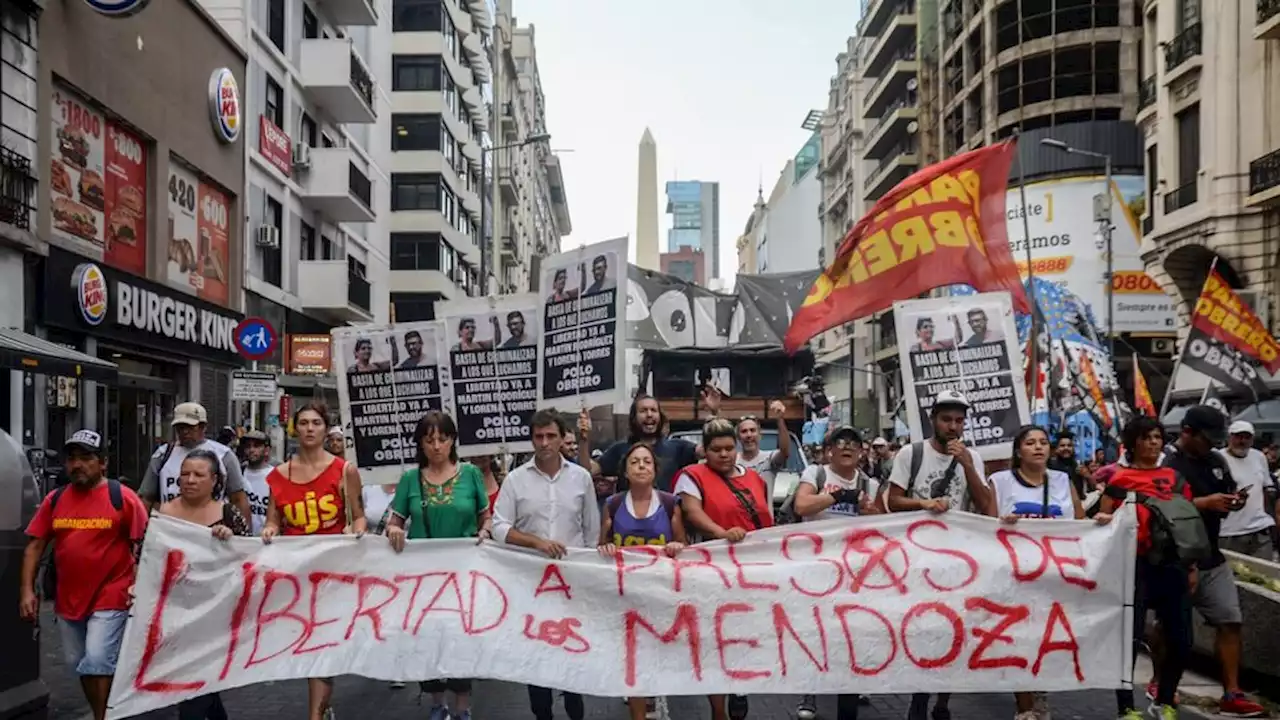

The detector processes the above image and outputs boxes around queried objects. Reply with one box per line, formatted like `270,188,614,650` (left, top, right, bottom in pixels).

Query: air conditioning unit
292,143,312,170
1236,288,1272,331
906,78,918,91
255,225,281,250
1152,337,1175,356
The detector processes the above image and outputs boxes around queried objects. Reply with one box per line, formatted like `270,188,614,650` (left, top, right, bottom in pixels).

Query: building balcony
0,146,36,231
863,5,918,78
300,39,376,124
864,49,918,118
297,261,374,322
545,154,572,235
1259,0,1280,39
297,147,376,223
861,0,910,38
1163,180,1198,214
1138,75,1157,112
863,98,919,161
500,232,521,265
315,0,377,26
497,163,519,205
864,147,919,201
1246,148,1280,207
1163,23,1202,75
500,101,519,141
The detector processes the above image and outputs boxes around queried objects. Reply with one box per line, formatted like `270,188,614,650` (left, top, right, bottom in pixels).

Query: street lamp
479,132,552,296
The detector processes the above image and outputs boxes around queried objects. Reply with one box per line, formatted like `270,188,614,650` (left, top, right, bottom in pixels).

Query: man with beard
499,311,532,348
1048,430,1085,496
398,330,427,369
885,390,993,720
961,307,1003,346
736,399,791,516
583,254,612,295
20,430,149,720
239,430,275,535
139,402,250,521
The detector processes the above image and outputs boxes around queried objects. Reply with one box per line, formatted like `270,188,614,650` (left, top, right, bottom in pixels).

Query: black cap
1183,404,1228,445
64,429,104,455
825,425,862,446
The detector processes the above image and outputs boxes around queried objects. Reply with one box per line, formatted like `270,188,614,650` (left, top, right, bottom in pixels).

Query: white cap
871,437,888,446
933,389,971,410
327,426,344,437
1229,420,1255,436
171,402,208,426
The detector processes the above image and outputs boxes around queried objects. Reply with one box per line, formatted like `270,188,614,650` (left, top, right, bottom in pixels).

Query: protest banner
538,237,628,411
437,294,541,454
1191,270,1280,374
107,511,1136,718
894,292,1030,460
332,322,452,486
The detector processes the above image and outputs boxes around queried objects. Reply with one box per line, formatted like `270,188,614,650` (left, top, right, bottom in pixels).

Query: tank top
266,457,348,536
610,491,676,547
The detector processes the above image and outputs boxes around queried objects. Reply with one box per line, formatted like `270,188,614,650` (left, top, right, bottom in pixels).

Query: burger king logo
74,264,108,327
208,68,241,144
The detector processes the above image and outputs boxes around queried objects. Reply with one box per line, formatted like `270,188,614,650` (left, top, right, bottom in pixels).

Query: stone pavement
29,606,1236,720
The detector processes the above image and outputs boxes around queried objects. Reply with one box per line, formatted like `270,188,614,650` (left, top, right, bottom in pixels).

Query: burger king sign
74,263,108,327
208,68,241,144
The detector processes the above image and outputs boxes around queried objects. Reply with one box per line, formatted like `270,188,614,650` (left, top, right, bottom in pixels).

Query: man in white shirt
239,430,275,535
793,426,882,521
1216,420,1278,560
138,402,250,521
490,409,599,720
737,399,791,513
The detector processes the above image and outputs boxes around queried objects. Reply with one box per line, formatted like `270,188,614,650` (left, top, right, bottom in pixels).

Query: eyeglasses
828,438,859,449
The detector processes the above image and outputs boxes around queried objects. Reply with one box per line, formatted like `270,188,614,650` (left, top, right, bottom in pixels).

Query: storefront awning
0,328,118,383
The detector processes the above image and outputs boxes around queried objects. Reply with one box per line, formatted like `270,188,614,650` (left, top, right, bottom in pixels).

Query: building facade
1141,0,1280,399
665,179,720,283
33,0,247,479
755,152,822,275
660,246,706,285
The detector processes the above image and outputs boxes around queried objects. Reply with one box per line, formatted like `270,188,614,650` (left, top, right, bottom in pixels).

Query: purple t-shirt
609,491,676,547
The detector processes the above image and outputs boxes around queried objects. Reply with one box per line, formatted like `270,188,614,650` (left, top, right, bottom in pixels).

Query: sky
514,0,861,280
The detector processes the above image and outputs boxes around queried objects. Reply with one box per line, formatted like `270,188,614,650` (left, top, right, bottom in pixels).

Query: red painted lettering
964,597,1030,671
465,571,508,635
344,576,400,641
772,603,829,676
900,602,964,669
1032,602,1083,681
135,550,206,693
534,563,573,599
614,546,661,596
395,572,450,632
833,604,897,675
1042,536,1098,591
296,572,356,654
672,547,731,593
714,603,771,680
996,529,1049,582
780,532,845,598
727,544,779,591
246,571,306,668
219,562,256,681
623,604,703,687
412,572,467,634
522,615,590,653
842,529,910,594
906,519,979,591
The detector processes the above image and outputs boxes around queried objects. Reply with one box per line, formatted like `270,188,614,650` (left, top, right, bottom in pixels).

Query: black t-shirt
599,437,698,494
1162,445,1236,568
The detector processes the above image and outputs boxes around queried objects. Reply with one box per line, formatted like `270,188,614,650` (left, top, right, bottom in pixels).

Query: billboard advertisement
1005,176,1175,334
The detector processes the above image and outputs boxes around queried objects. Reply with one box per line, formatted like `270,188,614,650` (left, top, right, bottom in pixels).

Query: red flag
784,142,1030,353
1078,351,1112,429
1133,355,1156,417
1190,270,1280,374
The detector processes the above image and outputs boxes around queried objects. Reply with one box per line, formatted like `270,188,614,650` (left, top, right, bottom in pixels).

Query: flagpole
1199,379,1213,404
1014,132,1040,398
1159,257,1220,418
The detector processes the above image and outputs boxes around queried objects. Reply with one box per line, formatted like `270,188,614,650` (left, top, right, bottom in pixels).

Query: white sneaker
1015,712,1040,720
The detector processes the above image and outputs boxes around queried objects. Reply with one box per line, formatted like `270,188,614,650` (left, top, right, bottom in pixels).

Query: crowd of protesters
17,383,1280,720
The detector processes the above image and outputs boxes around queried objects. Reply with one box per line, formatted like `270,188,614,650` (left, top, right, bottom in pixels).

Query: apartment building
1141,0,1280,396
664,180,720,284
753,139,822,275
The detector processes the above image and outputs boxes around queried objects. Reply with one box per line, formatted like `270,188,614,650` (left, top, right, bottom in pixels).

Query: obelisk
634,128,660,271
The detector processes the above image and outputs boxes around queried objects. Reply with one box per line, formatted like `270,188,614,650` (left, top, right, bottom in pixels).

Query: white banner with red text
106,511,1137,718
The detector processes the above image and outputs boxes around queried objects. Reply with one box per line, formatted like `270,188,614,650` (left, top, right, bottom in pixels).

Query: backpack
39,479,126,600
905,441,959,500
1133,476,1211,567
776,466,870,524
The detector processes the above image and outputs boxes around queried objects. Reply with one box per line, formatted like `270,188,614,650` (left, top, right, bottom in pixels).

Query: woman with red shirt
261,403,367,720
675,417,772,720
1098,416,1197,720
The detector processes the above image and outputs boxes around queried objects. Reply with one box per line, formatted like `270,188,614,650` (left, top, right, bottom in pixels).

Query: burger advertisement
51,83,149,276
167,159,231,307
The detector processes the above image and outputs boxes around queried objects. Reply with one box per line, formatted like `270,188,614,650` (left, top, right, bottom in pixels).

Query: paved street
29,606,1223,720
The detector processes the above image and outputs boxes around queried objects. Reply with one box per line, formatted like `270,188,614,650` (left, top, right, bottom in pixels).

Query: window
392,233,443,271
392,114,441,152
392,0,443,32
391,173,441,211
348,256,367,279
1176,103,1200,183
390,292,445,322
322,234,335,259
392,55,442,91
262,193,283,287
1146,144,1158,212
267,0,285,51
302,4,319,39
321,133,336,149
264,75,284,128
300,221,317,260
299,112,317,148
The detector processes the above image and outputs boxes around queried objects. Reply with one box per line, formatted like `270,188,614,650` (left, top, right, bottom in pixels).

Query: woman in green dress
386,410,489,720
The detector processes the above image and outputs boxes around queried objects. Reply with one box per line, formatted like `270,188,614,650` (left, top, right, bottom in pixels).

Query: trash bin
0,429,48,719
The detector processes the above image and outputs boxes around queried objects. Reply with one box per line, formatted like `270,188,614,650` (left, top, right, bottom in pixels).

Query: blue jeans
58,610,128,676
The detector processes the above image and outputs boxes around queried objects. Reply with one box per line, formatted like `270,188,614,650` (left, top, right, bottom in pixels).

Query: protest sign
107,511,1136,718
437,294,540,454
894,293,1030,460
538,237,628,411
332,322,452,486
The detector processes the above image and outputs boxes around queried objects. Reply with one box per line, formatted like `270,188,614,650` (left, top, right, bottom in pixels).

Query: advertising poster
1005,176,1175,333
333,322,453,486
167,159,231,306
894,293,1030,461
285,334,333,375
437,294,540,455
51,83,149,275
538,237,628,411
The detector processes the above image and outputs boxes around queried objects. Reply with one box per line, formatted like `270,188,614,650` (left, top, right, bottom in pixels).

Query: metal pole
1015,136,1039,398
1158,255,1219,417
848,334,856,428
1104,155,1115,361
479,149,489,296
